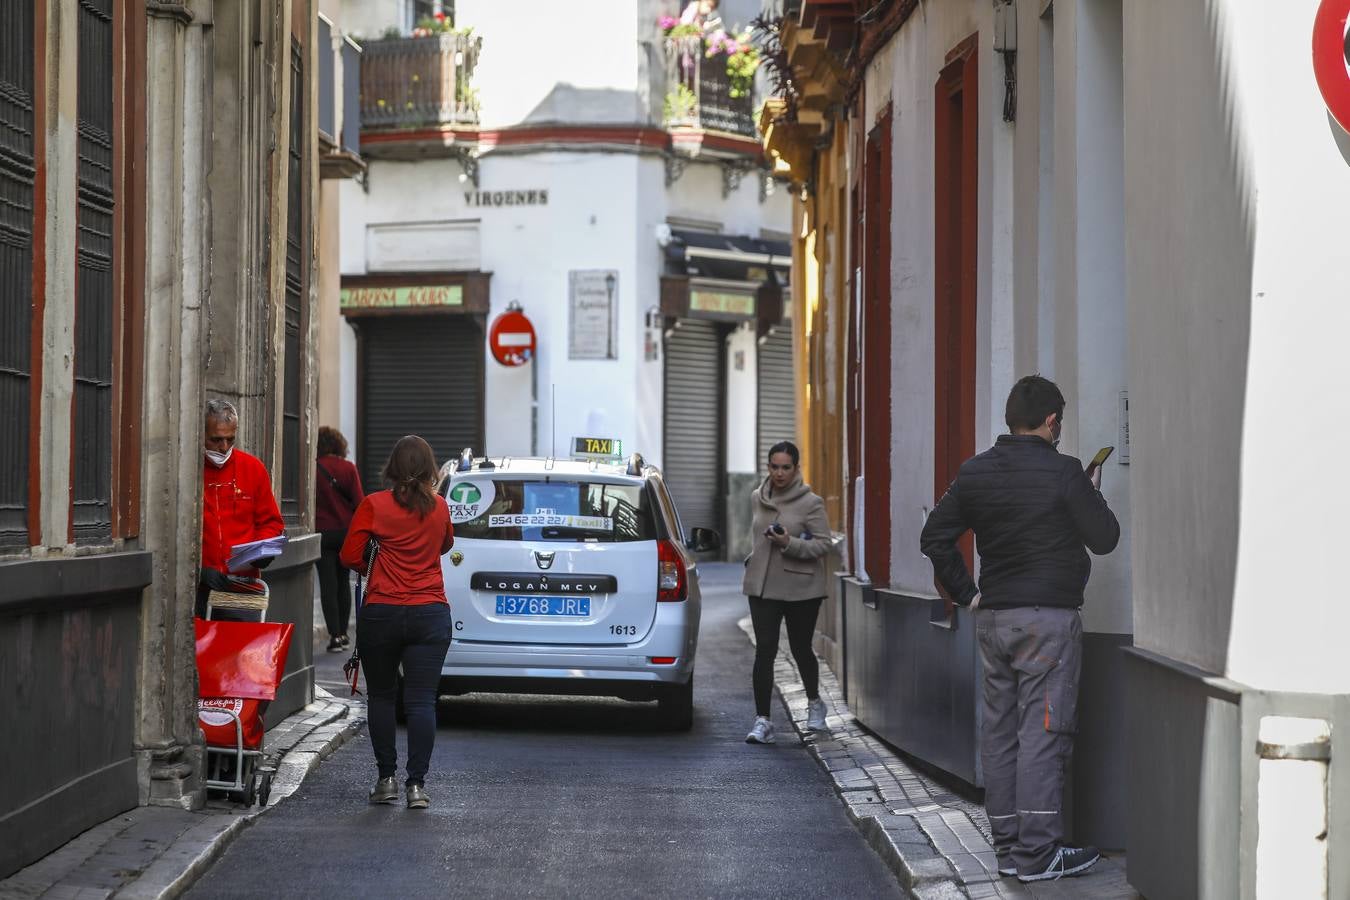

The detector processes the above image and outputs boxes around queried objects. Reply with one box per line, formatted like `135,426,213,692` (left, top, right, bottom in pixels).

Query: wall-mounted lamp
755,261,783,345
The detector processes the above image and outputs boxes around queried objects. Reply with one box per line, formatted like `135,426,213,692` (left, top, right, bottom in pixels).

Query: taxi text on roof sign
572,437,623,457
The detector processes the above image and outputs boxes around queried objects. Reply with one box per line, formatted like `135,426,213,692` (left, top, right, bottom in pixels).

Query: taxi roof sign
572,437,623,458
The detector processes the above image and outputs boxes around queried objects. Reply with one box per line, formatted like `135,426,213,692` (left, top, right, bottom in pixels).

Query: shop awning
659,230,791,328
665,229,791,284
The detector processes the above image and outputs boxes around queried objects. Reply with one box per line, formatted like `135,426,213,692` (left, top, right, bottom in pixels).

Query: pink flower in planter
434,10,446,20
659,15,677,30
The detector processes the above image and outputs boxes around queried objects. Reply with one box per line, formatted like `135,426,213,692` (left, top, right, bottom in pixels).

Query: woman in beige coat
742,441,833,744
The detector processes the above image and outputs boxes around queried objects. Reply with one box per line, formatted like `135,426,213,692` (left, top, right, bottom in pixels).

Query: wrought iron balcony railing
360,32,481,130
663,35,756,138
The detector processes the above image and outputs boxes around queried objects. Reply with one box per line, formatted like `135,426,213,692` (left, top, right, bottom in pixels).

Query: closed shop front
341,273,489,487
658,230,792,553
662,319,726,538
756,322,796,464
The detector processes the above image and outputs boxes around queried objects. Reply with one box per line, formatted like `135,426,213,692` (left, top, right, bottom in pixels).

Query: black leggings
748,596,823,717
316,529,352,638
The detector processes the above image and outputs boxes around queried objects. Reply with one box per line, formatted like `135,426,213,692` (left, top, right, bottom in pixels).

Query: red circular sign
488,309,536,367
1314,0,1350,132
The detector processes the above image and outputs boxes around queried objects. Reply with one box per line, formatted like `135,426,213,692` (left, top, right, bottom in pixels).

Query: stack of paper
227,535,288,573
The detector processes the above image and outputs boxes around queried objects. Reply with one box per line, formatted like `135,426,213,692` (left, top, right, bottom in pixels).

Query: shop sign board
340,284,463,310
569,270,618,360
690,288,755,317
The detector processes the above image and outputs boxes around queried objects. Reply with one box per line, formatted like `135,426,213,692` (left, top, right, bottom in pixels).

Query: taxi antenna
551,384,556,458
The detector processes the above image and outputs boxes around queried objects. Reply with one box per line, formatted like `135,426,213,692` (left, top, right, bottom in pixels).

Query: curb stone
0,688,366,900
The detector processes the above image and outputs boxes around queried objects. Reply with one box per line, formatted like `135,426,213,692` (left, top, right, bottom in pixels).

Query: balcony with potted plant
358,11,481,156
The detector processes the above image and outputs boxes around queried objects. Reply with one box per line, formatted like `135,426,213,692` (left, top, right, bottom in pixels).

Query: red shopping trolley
195,617,295,806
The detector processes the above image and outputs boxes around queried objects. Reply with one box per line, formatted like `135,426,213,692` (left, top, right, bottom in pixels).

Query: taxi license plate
495,595,591,617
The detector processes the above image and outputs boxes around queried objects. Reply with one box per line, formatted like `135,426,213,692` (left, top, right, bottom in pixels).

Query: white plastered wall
1125,0,1350,691
725,324,759,475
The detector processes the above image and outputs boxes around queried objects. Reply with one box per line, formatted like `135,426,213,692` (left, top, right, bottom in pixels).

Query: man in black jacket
920,375,1119,884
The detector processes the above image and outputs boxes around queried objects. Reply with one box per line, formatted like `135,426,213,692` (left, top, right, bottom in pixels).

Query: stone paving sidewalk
739,616,1139,900
0,688,364,900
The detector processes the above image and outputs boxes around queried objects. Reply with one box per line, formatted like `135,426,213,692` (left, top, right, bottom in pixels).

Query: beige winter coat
741,473,832,601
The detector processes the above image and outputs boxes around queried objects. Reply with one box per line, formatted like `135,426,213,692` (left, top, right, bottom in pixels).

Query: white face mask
205,447,233,468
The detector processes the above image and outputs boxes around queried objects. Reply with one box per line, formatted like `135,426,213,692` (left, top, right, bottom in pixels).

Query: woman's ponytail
382,435,439,517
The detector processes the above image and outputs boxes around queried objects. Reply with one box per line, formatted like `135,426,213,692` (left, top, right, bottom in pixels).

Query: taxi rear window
444,479,658,543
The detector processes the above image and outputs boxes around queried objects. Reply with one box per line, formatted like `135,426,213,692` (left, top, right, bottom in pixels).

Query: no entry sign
1314,0,1350,132
488,307,536,367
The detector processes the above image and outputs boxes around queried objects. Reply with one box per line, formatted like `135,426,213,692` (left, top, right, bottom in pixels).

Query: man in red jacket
199,399,284,616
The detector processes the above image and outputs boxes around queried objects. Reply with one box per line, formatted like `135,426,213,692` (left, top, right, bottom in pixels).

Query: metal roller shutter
662,320,724,537
757,327,797,467
359,315,484,492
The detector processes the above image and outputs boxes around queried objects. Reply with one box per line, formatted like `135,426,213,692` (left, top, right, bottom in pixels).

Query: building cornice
360,123,765,162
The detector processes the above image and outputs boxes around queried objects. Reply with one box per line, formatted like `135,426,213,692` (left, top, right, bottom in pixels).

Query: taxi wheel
659,676,694,731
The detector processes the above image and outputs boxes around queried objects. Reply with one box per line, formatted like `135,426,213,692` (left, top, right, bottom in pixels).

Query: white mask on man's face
205,447,233,468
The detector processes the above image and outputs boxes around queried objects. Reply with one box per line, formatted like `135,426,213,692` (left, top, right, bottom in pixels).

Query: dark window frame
860,105,892,586
0,0,37,550
280,36,306,523
933,35,980,599
71,0,116,545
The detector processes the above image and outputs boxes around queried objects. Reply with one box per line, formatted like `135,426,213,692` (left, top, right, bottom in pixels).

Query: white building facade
335,0,793,555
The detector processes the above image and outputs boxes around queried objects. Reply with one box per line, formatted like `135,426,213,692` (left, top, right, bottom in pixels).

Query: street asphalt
185,563,903,899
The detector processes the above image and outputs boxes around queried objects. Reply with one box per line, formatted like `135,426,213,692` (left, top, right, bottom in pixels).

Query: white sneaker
745,716,776,744
806,698,828,731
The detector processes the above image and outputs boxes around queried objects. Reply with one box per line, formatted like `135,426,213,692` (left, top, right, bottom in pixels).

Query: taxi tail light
656,540,687,601
650,657,677,665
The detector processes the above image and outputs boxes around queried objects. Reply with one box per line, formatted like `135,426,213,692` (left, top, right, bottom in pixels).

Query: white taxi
435,450,720,729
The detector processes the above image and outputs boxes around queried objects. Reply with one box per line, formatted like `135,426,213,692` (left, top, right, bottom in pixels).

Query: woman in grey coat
742,441,833,744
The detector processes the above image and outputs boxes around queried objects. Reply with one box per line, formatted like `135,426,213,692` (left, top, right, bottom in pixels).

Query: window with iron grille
0,1,35,550
73,0,115,544
280,38,305,522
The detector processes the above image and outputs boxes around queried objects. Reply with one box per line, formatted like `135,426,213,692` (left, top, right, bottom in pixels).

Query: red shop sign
1313,0,1350,132
488,308,536,367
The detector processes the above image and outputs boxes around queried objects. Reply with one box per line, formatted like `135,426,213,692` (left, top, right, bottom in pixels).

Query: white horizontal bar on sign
497,333,533,347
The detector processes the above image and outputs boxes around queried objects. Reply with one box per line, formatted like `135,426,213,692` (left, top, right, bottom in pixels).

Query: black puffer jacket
919,434,1119,610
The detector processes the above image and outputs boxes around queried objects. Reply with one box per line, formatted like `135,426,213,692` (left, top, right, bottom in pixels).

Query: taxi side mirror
687,527,721,553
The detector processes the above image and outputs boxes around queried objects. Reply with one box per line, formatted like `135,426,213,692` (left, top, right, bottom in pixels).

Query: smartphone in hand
1085,446,1114,477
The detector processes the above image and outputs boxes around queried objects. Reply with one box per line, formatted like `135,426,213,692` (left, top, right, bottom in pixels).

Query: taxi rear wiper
540,526,612,539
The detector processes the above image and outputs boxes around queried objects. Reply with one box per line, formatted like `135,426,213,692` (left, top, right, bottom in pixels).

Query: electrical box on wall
993,1,1017,52
1119,391,1130,465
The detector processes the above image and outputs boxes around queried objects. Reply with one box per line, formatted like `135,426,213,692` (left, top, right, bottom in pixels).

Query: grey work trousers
975,605,1082,874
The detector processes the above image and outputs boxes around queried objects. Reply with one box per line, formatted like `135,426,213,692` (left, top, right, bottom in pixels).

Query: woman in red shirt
315,427,365,652
341,435,454,810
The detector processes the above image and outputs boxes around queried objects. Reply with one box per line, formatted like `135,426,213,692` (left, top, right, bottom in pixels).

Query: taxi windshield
445,479,658,543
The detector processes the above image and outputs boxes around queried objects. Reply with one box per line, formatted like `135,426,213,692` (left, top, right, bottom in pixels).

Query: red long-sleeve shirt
340,491,454,606
202,449,285,575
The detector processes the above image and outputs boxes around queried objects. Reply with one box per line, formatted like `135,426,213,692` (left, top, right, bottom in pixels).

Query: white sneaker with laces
745,716,776,744
806,698,828,731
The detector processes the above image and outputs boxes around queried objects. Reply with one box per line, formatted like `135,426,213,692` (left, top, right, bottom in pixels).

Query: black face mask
1051,417,1062,448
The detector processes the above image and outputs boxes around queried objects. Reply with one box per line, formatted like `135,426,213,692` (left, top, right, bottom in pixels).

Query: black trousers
748,595,824,717
316,529,352,639
357,602,452,785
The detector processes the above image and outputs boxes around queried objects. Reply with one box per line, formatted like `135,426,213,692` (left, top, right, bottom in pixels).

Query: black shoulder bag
342,538,379,696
